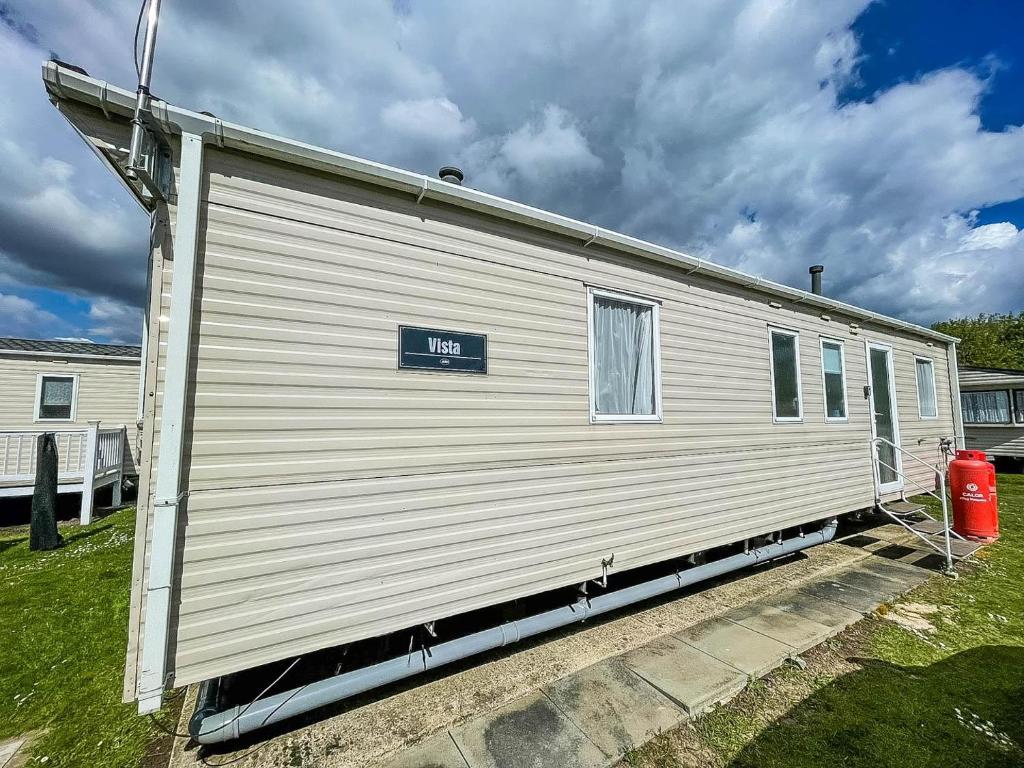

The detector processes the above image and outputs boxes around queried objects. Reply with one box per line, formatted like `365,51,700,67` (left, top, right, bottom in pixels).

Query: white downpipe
947,342,965,450
137,132,205,714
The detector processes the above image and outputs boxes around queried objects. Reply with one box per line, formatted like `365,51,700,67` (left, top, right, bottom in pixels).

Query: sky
0,0,1022,344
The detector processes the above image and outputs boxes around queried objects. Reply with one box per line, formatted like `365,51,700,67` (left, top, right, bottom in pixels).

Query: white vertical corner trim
767,326,803,423
137,132,205,715
136,309,149,424
80,420,100,525
947,342,965,449
586,286,663,424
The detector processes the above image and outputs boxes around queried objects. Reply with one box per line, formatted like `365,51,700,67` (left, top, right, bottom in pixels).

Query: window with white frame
36,374,77,421
588,288,661,422
961,390,1011,424
769,328,802,421
1015,390,1024,424
819,339,847,421
914,357,938,419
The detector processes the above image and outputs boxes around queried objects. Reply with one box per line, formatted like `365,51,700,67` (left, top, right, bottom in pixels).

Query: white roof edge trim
42,61,959,345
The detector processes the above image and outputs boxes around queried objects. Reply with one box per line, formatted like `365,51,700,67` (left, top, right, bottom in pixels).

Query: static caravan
960,366,1024,464
0,337,140,522
43,63,965,737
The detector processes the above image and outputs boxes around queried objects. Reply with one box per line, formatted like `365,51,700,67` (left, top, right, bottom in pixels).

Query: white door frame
866,341,903,495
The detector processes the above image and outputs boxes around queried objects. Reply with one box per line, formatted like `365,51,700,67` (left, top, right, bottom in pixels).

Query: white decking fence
0,422,126,524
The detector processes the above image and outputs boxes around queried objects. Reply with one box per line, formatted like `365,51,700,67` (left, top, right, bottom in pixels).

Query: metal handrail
872,454,966,541
871,436,955,574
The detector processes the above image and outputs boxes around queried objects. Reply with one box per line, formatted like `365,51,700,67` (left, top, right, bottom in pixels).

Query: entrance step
885,501,926,517
910,518,947,535
949,538,984,558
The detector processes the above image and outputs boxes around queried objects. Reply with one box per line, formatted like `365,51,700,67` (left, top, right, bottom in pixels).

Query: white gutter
42,61,957,346
136,131,205,714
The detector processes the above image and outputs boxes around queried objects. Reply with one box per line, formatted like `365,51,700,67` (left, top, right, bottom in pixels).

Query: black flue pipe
809,265,824,295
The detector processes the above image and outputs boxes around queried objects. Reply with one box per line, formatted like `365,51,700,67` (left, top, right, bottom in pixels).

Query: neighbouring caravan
960,366,1024,464
43,63,965,731
0,337,141,522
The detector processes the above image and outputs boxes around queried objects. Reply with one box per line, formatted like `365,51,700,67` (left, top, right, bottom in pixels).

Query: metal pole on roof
126,0,162,177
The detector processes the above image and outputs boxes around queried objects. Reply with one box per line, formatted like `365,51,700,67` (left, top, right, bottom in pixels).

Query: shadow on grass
0,537,25,555
0,515,114,555
728,645,1024,768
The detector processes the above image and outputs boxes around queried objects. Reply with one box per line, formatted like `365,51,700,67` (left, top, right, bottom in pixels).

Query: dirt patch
879,602,943,634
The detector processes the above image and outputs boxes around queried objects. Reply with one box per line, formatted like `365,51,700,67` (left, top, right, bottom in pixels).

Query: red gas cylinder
949,449,999,542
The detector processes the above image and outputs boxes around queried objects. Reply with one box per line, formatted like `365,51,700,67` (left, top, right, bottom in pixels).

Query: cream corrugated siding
959,368,1024,388
964,427,1024,457
109,146,956,688
0,355,139,474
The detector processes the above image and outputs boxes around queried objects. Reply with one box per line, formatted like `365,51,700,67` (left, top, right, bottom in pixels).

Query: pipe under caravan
192,518,837,743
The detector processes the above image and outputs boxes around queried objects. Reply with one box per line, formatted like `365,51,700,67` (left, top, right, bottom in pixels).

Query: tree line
932,312,1024,370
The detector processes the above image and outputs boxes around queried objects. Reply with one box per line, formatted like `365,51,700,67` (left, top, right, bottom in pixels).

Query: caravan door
867,342,903,495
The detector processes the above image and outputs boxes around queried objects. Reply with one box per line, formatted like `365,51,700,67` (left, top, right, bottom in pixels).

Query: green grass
0,509,155,767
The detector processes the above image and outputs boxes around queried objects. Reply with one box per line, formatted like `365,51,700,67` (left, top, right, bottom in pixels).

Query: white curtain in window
961,391,1010,424
915,359,937,417
593,297,654,415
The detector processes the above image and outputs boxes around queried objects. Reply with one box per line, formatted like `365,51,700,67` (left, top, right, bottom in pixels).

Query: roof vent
438,166,464,186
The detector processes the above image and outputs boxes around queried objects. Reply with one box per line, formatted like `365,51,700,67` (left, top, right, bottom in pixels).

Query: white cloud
381,97,476,144
499,105,602,183
87,297,141,343
0,0,1022,332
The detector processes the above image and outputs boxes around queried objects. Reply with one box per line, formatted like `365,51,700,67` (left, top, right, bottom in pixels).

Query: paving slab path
169,524,945,768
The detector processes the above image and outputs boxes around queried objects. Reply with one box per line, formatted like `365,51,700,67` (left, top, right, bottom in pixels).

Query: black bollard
29,432,63,551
